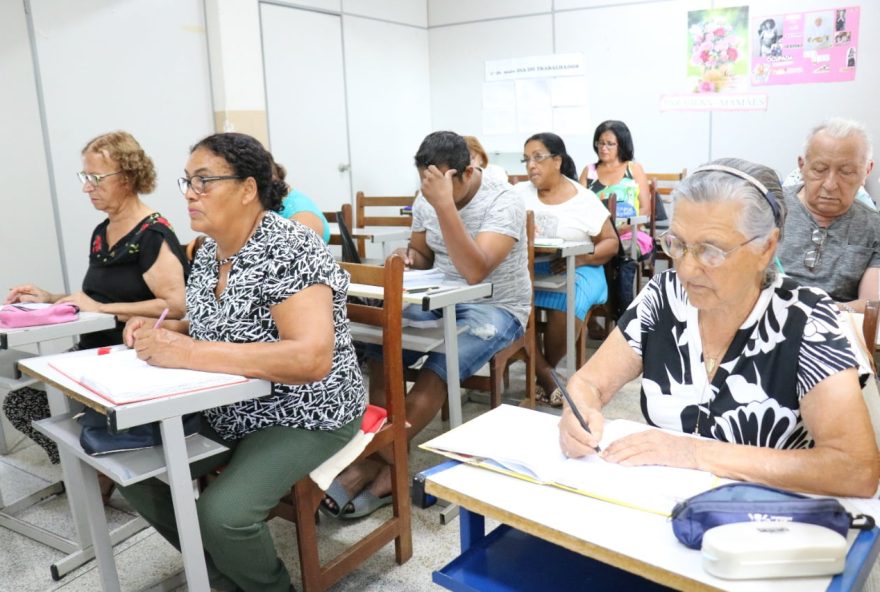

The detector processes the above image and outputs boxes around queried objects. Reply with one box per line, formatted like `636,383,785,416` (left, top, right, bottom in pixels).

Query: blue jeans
395,303,524,382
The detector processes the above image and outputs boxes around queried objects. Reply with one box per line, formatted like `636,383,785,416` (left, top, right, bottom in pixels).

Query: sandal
319,478,357,518
535,385,550,405
549,387,564,408
340,490,392,520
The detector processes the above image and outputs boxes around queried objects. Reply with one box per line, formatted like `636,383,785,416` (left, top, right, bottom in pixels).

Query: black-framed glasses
520,153,556,165
177,175,244,196
77,171,122,186
596,141,618,149
660,232,762,268
804,227,827,270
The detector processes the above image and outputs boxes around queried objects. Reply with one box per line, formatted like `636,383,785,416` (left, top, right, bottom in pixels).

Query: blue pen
551,370,601,453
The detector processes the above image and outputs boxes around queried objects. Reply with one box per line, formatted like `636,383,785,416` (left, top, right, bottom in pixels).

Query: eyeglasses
804,227,827,270
596,141,618,149
77,171,122,186
520,153,556,165
660,232,761,268
177,175,243,196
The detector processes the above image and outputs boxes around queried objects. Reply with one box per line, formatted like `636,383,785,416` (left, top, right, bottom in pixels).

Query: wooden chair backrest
323,203,353,248
340,257,405,422
645,169,687,205
355,191,415,229
864,300,880,365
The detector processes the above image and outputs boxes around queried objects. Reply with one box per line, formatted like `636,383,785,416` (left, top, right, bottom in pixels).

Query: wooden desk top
426,463,877,592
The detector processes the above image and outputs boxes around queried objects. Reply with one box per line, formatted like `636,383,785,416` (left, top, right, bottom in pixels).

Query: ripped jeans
397,303,524,382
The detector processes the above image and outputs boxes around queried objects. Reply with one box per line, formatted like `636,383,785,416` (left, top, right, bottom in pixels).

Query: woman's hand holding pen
123,310,187,367
558,375,605,457
559,403,604,458
392,246,415,267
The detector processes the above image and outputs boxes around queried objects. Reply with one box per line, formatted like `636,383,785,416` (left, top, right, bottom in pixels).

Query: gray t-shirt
411,173,532,328
778,184,880,302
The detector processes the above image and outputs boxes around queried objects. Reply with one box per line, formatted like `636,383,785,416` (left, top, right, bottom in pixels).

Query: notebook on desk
50,349,248,405
420,405,724,516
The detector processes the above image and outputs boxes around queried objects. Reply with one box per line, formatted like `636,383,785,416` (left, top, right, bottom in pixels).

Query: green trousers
118,416,360,592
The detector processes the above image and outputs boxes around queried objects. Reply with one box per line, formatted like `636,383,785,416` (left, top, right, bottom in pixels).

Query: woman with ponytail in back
512,132,619,406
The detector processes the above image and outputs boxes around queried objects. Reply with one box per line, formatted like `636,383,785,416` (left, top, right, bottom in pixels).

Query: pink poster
751,6,859,86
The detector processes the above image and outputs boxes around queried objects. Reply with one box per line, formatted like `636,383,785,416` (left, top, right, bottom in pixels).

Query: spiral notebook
420,405,723,516
50,349,248,405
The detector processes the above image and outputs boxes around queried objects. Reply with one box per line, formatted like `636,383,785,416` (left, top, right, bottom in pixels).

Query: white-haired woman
559,158,879,498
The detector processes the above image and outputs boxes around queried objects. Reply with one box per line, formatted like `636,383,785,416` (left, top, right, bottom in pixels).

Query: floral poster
688,6,749,93
751,6,859,86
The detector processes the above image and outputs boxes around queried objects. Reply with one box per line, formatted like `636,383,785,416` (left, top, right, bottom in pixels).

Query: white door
260,3,352,214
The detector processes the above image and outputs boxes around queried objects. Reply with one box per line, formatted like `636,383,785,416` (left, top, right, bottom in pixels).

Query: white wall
427,0,880,196
344,14,432,195
29,0,214,288
0,1,65,293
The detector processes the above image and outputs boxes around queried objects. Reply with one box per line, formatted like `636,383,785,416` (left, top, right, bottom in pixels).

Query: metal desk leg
565,255,576,377
160,416,210,592
46,385,93,551
77,461,121,591
40,385,148,580
458,507,485,552
442,304,463,428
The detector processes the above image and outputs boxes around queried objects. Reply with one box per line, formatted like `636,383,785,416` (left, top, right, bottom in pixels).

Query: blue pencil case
671,483,875,550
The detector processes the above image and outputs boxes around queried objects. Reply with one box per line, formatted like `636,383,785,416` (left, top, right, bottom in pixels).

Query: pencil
551,370,601,453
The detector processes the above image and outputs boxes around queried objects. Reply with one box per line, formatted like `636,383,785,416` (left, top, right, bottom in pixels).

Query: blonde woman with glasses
3,131,187,500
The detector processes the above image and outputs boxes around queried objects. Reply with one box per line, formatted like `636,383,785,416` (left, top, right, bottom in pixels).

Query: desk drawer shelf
433,524,672,592
34,413,228,487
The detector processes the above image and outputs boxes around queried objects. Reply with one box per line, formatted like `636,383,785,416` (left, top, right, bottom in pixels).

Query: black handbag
77,407,202,455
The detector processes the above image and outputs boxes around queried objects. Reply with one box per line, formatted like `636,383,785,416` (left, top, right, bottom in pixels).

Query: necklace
215,212,264,267
693,315,735,436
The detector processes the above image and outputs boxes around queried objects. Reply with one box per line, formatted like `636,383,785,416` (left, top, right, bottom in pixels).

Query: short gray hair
804,117,874,163
672,158,786,286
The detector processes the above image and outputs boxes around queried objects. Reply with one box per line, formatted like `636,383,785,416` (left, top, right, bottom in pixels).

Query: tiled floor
1,372,878,591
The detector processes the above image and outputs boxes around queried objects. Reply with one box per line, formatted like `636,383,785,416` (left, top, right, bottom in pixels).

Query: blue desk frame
421,464,880,592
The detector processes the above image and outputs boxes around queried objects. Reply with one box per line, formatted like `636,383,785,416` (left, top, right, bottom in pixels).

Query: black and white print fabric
619,270,861,449
187,212,366,441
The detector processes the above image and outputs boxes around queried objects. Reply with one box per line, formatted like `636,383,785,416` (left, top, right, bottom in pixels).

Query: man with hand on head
321,130,531,519
778,118,880,313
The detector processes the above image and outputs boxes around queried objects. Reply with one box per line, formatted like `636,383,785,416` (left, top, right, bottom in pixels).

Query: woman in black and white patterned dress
119,132,366,592
559,158,879,498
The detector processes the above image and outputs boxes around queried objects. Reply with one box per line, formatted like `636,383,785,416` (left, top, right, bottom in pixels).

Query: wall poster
751,6,859,86
687,6,750,93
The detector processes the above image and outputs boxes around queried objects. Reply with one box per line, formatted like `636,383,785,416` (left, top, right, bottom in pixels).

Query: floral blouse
187,212,366,441
81,212,188,349
618,270,862,449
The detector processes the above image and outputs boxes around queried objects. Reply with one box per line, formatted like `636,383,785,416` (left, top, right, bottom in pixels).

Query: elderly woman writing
120,132,366,592
559,158,879,497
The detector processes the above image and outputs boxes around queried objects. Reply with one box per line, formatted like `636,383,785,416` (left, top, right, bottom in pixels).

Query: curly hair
81,131,156,194
190,133,286,212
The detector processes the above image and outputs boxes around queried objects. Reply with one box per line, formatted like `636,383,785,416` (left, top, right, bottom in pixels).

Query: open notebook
50,349,248,405
421,404,724,516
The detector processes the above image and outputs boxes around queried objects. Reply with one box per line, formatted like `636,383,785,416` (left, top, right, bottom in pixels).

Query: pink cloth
618,230,654,258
